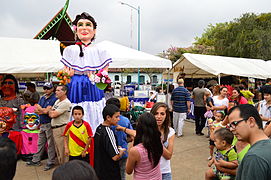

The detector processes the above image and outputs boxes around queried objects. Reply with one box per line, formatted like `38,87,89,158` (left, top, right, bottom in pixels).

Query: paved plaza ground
14,120,209,180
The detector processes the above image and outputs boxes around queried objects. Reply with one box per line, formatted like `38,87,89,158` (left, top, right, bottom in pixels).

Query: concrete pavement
14,120,209,180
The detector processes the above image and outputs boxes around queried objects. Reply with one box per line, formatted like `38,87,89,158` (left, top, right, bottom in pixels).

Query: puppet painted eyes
24,114,39,121
24,113,40,130
77,22,93,28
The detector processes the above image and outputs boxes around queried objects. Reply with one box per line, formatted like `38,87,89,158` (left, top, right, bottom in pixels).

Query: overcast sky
0,0,270,55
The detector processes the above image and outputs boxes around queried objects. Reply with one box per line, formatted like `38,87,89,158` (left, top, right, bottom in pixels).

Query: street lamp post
120,2,141,89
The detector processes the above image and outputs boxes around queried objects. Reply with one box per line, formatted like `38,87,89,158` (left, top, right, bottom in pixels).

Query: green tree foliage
195,13,271,60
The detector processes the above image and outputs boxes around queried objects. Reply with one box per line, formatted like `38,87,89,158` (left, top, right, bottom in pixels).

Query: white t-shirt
213,96,229,112
160,127,175,174
51,98,72,127
259,100,271,127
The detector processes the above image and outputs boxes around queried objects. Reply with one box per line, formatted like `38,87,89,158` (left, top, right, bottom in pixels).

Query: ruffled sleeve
60,45,112,72
61,45,74,69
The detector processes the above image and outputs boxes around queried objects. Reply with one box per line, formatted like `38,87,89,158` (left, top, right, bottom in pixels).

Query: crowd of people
0,11,176,180
1,10,271,180
168,76,271,180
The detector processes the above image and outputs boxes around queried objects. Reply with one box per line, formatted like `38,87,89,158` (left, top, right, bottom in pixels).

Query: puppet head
23,106,40,130
1,74,19,99
0,107,16,133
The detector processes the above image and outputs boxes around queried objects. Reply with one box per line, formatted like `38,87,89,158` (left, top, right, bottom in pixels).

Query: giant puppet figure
0,74,24,131
60,12,112,132
21,105,40,157
0,107,22,154
0,74,24,153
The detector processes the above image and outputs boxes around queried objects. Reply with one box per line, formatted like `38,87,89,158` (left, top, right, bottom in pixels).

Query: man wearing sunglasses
27,82,57,171
228,104,271,180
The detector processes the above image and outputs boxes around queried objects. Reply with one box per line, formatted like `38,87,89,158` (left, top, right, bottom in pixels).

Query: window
139,75,145,84
115,75,119,81
152,75,158,83
127,75,131,84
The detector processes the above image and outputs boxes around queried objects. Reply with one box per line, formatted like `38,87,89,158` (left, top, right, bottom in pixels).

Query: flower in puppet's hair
73,25,77,31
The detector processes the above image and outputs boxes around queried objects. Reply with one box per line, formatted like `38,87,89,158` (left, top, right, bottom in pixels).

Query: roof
34,0,74,47
171,53,271,79
0,37,62,73
98,41,172,69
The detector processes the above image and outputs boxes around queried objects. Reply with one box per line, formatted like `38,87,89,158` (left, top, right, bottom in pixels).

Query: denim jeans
119,158,127,180
162,173,172,180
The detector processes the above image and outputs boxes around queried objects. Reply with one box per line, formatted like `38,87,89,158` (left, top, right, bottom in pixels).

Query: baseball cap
43,82,53,89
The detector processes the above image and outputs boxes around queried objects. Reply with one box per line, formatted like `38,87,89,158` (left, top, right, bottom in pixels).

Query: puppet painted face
22,106,40,130
24,112,40,130
0,107,16,133
76,19,96,43
1,79,16,97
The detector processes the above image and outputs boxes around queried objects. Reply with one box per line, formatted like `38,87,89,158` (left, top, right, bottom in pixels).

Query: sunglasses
229,119,247,128
43,87,52,90
2,81,15,85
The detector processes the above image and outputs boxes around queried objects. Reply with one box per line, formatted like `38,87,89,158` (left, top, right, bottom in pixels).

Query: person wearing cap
26,82,57,171
171,78,191,137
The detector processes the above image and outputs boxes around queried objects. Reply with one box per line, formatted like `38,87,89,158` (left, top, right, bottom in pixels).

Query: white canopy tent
97,40,172,69
0,37,62,73
0,37,172,74
171,53,271,83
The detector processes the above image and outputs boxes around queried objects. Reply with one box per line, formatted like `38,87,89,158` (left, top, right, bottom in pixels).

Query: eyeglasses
2,81,14,85
229,119,247,128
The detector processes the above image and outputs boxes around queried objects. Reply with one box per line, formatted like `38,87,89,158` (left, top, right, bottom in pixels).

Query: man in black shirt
94,104,125,180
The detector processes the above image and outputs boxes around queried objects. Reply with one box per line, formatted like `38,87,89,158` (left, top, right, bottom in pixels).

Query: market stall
171,53,271,84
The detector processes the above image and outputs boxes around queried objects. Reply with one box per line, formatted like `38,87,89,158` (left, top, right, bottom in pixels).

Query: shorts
212,166,235,180
69,154,90,164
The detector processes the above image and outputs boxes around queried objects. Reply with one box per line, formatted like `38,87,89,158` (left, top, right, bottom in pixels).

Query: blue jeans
162,173,172,180
119,158,127,180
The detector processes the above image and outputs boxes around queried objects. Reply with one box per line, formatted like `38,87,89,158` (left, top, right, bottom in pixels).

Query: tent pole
218,74,221,85
166,69,170,104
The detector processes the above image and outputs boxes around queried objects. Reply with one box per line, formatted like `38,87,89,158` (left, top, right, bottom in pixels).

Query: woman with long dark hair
150,102,175,180
229,87,248,105
126,112,163,180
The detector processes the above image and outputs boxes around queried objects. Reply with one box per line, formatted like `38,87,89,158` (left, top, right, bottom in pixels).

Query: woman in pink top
126,113,163,180
230,87,248,105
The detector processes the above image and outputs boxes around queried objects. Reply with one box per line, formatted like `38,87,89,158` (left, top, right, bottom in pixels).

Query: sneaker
44,164,54,171
196,132,204,136
26,161,41,166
